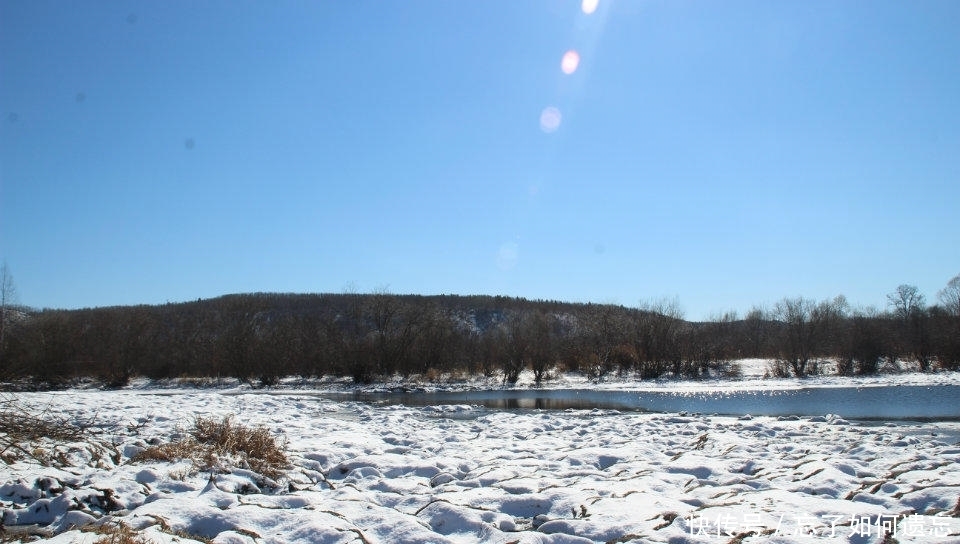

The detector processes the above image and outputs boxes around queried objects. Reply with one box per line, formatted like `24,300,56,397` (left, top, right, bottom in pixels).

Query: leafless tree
938,274,960,317
0,263,17,367
837,306,891,376
502,314,529,385
744,305,773,357
773,296,845,377
409,304,462,376
934,274,960,370
887,284,926,321
579,304,630,378
365,291,422,377
6,288,949,385
526,310,558,386
637,298,684,378
477,326,507,378
887,284,932,371
686,311,738,377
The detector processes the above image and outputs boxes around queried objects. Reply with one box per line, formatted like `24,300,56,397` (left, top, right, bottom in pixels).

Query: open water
314,385,960,421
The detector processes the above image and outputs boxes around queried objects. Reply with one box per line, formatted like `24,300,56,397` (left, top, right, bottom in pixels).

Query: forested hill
1,292,957,388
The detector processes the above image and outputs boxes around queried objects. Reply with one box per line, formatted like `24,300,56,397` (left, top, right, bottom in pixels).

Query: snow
3,368,960,543
253,359,960,394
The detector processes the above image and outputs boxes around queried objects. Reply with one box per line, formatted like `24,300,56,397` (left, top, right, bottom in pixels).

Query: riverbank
111,358,960,396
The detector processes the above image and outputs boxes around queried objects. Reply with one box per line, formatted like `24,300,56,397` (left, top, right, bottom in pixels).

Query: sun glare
561,50,581,75
581,0,599,15
497,241,519,270
539,107,562,133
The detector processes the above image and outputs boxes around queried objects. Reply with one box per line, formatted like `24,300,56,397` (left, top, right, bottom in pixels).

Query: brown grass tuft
0,394,92,465
84,521,214,544
86,523,150,544
133,416,288,478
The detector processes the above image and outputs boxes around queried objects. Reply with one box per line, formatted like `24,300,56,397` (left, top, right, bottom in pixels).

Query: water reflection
316,385,960,421
482,396,619,410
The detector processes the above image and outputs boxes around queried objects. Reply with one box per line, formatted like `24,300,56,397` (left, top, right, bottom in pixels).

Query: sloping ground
2,390,960,543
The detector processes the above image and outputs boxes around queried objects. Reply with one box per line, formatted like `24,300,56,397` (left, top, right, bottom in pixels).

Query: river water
313,385,960,421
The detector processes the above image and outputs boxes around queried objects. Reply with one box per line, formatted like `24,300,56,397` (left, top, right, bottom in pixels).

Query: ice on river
2,390,959,543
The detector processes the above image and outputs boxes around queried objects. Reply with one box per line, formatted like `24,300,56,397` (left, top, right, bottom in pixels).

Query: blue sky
2,1,959,320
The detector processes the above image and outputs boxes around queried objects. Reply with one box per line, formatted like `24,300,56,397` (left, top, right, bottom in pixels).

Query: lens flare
582,0,599,15
497,242,519,270
539,107,562,133
561,50,580,75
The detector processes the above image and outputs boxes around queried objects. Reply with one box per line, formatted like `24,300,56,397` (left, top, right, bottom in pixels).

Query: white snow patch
1,383,959,543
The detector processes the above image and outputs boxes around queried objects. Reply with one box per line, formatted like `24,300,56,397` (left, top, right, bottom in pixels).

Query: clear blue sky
2,1,959,320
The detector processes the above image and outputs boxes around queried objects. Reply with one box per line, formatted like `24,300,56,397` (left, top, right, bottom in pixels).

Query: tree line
0,272,958,388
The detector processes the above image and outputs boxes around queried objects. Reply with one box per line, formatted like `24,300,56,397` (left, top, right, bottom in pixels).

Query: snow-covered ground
252,358,960,394
76,360,959,399
3,369,960,544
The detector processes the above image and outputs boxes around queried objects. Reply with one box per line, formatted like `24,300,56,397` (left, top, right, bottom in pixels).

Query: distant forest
1,276,959,388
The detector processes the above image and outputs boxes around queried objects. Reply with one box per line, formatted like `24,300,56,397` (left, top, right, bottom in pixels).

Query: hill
0,292,957,388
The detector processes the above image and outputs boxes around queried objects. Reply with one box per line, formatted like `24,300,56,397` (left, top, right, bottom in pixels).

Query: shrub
133,416,288,478
0,394,91,465
85,521,214,544
89,523,151,544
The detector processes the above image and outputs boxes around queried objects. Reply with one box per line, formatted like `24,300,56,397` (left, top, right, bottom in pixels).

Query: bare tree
887,284,931,371
579,304,630,378
838,306,891,376
478,326,507,378
773,296,845,377
935,274,960,370
503,314,529,385
0,262,15,317
0,263,17,370
744,305,772,357
887,284,926,321
526,310,557,386
633,298,684,379
686,310,738,377
938,274,960,317
365,291,422,377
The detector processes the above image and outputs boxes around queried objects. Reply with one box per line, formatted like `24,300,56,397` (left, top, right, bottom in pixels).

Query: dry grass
83,521,213,544
133,416,288,478
89,523,152,544
0,394,91,465
81,518,213,544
